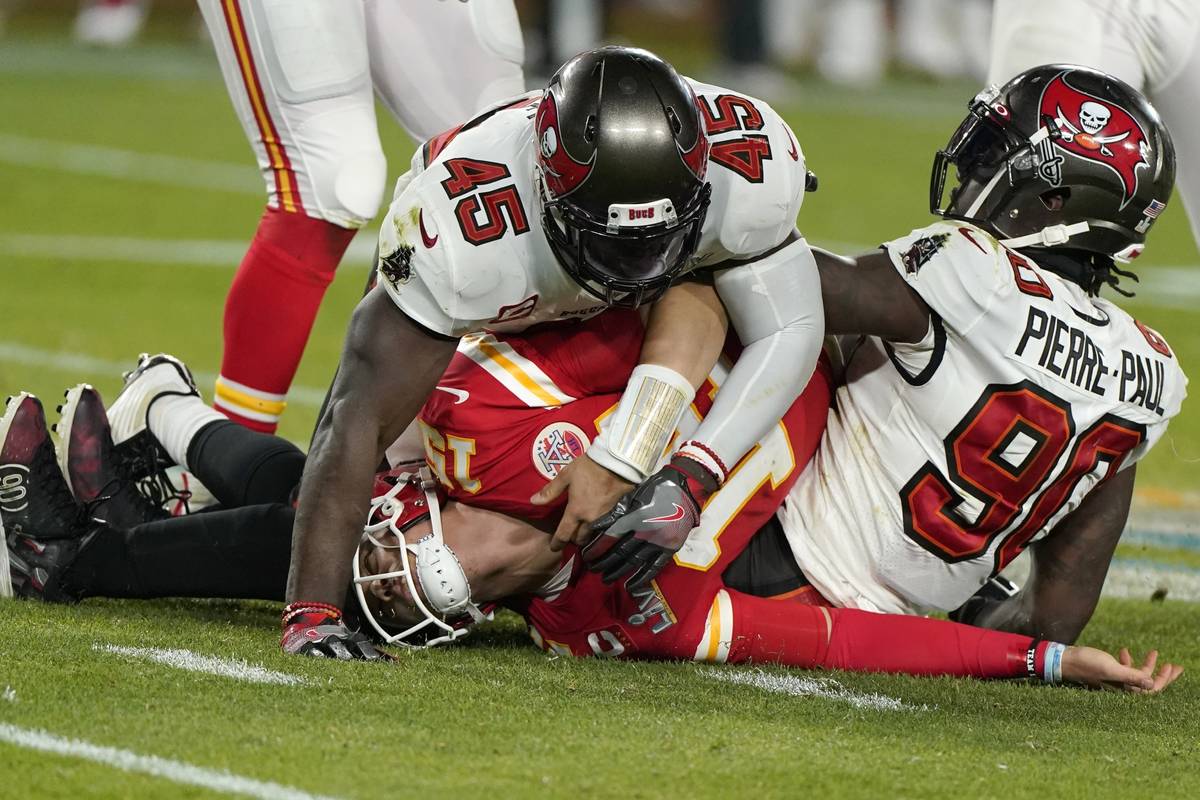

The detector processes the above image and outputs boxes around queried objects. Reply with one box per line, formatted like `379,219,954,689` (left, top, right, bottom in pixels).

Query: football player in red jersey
0,307,1180,691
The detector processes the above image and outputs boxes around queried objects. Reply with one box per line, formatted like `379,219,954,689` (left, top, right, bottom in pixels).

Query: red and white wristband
676,439,729,485
281,601,342,629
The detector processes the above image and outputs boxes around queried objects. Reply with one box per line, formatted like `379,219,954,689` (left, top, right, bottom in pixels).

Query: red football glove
281,603,391,661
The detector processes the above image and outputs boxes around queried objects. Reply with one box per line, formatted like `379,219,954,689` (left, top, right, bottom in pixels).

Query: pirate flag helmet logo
1039,71,1149,207
534,46,713,308
931,63,1175,262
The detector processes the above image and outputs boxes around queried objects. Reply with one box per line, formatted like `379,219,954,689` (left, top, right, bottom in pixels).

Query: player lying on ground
285,46,829,657
0,327,1181,691
589,64,1189,646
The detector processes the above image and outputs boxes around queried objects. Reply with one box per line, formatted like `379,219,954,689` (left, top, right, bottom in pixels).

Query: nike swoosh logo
419,209,438,248
646,503,686,524
434,386,469,404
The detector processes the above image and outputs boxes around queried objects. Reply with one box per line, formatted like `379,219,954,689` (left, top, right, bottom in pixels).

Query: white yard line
0,232,378,267
0,233,248,267
0,723,340,800
0,133,261,194
0,341,328,409
706,668,924,712
93,644,308,686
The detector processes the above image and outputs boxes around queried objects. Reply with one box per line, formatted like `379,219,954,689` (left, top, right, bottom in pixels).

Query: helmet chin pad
351,467,491,648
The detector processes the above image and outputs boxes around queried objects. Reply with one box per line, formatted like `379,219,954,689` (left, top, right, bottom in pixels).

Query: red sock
215,208,356,433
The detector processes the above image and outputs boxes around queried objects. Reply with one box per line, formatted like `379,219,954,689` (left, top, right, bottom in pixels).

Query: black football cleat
56,384,168,528
0,393,96,603
5,531,94,603
0,393,86,540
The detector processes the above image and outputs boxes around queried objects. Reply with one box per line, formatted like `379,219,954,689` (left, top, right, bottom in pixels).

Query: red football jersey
518,359,833,662
417,309,644,520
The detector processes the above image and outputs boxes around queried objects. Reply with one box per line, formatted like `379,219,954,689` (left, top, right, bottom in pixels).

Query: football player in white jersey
989,0,1200,248
282,47,826,657
195,0,526,433
770,65,1186,643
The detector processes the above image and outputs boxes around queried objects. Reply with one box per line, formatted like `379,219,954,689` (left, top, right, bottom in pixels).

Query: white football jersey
375,81,809,337
780,221,1187,614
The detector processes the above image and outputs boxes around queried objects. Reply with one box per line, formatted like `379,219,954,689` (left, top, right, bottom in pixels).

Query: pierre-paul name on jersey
374,81,809,337
1013,304,1171,415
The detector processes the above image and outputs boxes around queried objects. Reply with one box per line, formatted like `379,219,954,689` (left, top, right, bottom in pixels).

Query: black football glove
281,603,391,661
583,456,718,594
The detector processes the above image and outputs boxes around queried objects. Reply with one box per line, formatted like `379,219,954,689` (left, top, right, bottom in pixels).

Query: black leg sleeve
186,420,306,507
67,504,295,601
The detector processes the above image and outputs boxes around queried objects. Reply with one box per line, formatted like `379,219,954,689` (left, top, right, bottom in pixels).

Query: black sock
186,420,306,507
67,504,295,601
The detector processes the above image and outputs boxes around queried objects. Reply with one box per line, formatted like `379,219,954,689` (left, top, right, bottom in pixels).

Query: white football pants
196,0,526,229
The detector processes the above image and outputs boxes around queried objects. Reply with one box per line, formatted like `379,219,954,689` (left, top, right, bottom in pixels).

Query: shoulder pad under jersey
376,95,598,337
688,80,809,265
881,220,1014,331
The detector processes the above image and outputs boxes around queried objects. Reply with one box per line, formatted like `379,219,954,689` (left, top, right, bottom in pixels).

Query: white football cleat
107,354,199,479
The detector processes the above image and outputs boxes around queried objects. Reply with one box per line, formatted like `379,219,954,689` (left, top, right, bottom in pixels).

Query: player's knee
330,148,387,224
302,108,387,228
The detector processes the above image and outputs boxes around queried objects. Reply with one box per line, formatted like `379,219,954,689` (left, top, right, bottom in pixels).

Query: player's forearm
639,281,727,391
691,237,824,475
286,395,390,605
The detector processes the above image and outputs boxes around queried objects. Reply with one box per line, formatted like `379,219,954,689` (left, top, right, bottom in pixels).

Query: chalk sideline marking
706,668,925,712
0,723,339,800
93,644,308,687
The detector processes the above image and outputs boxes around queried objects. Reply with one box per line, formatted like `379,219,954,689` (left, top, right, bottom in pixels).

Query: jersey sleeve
696,87,809,261
880,221,1013,335
375,171,528,338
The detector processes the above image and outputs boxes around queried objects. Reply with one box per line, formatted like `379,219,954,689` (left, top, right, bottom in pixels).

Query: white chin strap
409,494,488,624
999,221,1090,250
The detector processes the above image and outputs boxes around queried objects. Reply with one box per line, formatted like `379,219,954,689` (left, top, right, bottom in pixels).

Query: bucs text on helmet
535,46,712,308
931,64,1175,292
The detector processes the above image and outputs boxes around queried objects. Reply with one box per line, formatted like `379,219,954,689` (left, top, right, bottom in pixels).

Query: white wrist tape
587,363,694,483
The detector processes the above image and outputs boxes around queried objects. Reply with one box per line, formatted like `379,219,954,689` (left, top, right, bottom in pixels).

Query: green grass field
2,15,1200,800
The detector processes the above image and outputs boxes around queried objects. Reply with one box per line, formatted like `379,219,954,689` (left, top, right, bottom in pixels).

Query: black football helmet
535,46,712,307
932,64,1175,266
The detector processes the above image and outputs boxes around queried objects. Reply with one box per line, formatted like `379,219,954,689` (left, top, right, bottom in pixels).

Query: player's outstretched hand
1061,645,1182,693
281,603,392,661
531,453,633,552
582,456,717,594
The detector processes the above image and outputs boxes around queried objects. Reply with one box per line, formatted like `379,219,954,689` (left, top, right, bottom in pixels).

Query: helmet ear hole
666,107,682,135
584,115,599,143
1039,187,1070,211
